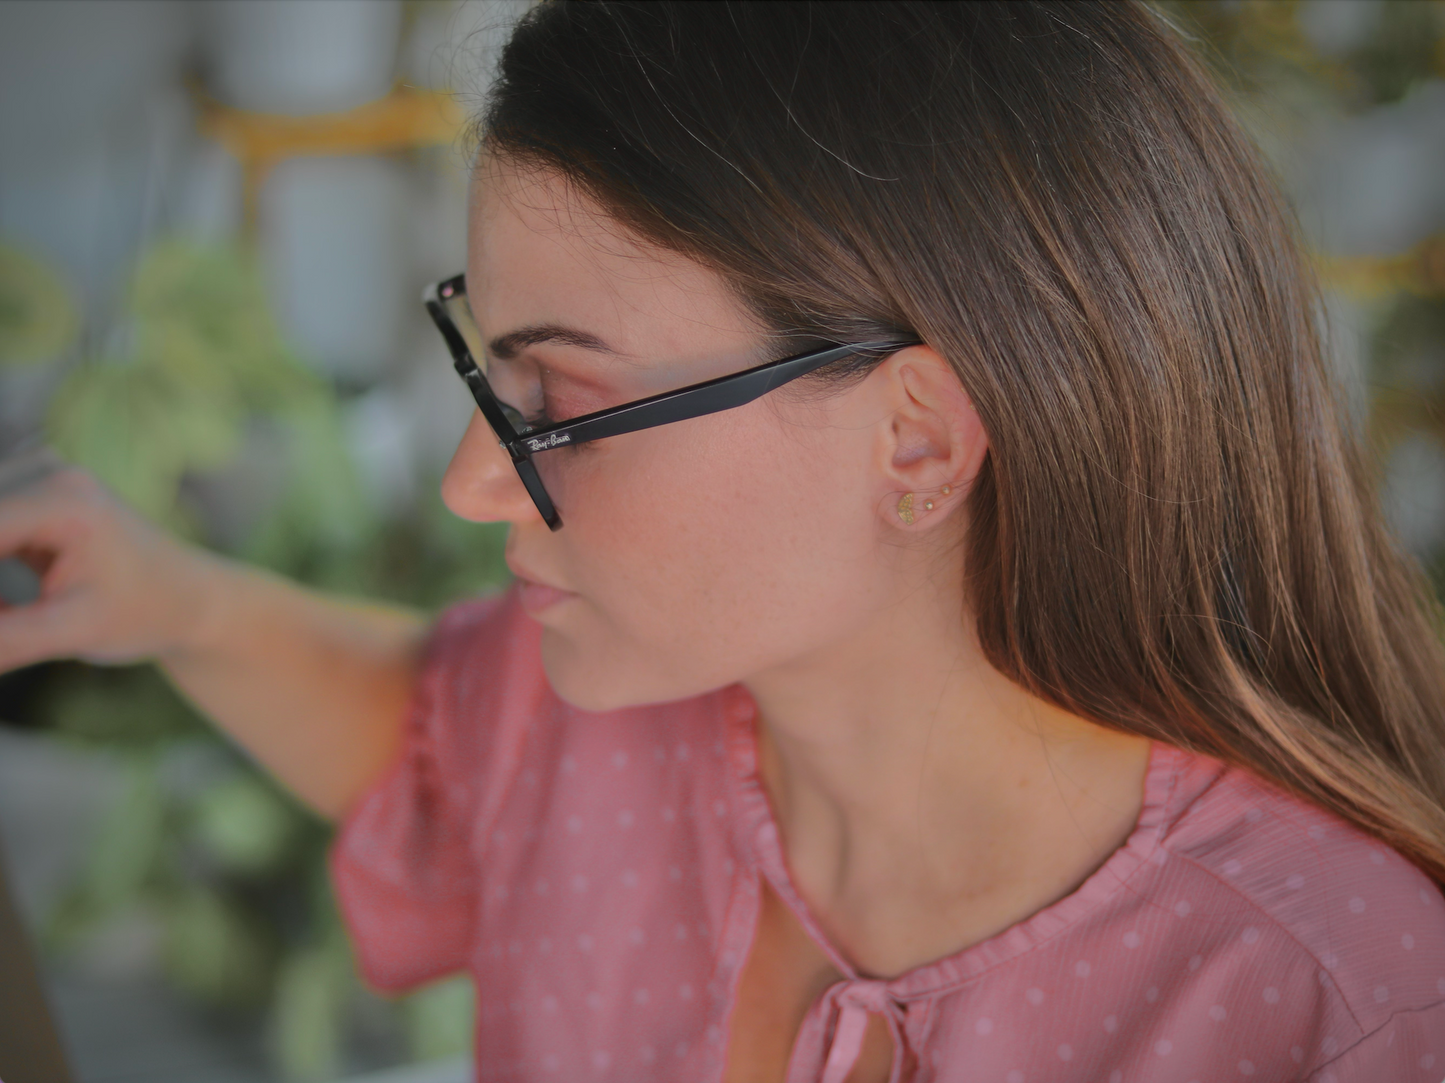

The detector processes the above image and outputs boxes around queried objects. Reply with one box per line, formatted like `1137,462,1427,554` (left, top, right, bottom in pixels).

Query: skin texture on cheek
458,164,896,711
532,396,891,712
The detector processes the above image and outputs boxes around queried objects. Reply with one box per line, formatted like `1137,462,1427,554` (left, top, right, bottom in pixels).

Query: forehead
465,161,760,364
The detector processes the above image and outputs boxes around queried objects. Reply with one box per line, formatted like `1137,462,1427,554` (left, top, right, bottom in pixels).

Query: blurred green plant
0,245,79,367
8,238,505,1080
45,241,359,537
403,976,477,1063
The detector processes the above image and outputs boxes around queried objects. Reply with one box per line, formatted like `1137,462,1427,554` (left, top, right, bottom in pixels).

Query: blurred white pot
0,2,196,316
183,417,293,551
1384,432,1445,559
260,155,410,385
0,364,65,449
1298,0,1383,56
403,0,531,92
394,325,476,478
1298,80,1445,257
344,385,417,516
203,0,402,116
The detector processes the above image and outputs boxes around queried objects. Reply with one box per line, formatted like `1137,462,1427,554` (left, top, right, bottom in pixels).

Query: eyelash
514,376,597,455
521,408,601,457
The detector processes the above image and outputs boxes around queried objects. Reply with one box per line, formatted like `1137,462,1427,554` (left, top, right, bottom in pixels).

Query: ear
871,345,989,531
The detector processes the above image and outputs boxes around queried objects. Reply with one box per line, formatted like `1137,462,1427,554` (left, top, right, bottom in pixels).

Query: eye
494,386,551,434
521,407,555,431
497,400,534,433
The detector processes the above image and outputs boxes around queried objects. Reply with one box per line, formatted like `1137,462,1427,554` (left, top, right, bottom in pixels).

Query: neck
742,555,1151,977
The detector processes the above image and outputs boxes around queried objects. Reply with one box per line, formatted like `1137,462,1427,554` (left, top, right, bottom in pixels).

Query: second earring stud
898,484,957,525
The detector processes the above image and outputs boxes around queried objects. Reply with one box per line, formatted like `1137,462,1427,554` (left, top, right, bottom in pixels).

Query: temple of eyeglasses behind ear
524,341,920,449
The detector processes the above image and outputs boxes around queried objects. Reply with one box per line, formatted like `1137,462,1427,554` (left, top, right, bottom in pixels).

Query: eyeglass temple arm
516,341,919,452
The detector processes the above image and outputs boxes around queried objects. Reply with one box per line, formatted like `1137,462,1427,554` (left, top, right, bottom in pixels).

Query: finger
0,592,89,673
0,480,87,558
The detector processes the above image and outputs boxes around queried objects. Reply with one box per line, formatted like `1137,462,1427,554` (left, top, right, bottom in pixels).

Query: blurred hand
0,449,215,672
0,447,421,816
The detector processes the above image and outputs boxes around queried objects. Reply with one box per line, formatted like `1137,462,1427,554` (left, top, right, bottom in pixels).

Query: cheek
535,405,883,707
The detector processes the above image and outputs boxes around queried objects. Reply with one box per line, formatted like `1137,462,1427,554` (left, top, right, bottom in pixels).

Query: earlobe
878,346,986,529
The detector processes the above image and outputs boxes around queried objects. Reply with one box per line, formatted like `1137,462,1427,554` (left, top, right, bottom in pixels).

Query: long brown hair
480,1,1445,882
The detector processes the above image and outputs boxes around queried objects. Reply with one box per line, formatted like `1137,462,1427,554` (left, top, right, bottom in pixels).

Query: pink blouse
332,588,1445,1082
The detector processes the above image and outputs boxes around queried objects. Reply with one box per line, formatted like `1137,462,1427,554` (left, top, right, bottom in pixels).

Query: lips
516,577,576,615
507,558,577,615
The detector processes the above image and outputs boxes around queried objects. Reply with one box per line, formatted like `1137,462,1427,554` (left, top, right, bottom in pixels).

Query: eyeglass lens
437,289,539,434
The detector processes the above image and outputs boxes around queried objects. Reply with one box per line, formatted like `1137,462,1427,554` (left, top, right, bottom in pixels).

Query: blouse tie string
803,979,910,1083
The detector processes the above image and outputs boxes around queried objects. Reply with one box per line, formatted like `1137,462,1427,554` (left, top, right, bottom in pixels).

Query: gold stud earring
897,492,915,524
924,500,935,511
941,484,952,497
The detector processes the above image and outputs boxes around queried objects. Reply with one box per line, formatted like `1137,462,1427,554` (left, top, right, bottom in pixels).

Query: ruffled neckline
717,683,1224,1001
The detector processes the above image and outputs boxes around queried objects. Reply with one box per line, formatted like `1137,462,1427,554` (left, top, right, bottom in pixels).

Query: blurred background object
0,2,524,1081
0,1,1441,1081
1158,0,1445,581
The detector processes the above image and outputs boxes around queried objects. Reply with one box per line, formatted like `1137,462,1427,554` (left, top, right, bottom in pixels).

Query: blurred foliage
47,241,337,530
1165,0,1445,109
6,239,503,1080
0,244,79,367
403,976,478,1063
270,931,353,1080
1163,0,1445,596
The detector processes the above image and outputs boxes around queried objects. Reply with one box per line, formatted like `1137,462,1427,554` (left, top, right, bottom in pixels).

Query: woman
2,2,1443,1079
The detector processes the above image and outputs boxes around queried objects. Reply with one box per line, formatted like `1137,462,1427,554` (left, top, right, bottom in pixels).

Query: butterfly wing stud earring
899,484,961,524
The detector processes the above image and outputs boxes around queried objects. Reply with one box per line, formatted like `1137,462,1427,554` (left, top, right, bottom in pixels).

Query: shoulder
1156,748,1445,1040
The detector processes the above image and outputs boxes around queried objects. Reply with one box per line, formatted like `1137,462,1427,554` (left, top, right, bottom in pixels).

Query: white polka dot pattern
332,591,1445,1082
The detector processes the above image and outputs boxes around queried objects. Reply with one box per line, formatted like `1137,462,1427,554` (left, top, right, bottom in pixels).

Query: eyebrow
487,324,618,361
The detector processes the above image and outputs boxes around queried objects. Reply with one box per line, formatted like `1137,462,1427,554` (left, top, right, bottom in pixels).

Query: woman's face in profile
442,163,914,711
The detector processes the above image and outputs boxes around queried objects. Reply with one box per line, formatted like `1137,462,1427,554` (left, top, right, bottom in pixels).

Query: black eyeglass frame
424,272,921,530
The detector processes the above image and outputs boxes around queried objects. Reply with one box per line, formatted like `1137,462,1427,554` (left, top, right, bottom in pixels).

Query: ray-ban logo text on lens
525,433,572,452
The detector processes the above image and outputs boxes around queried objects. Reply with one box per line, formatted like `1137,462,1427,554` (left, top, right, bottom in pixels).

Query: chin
538,627,716,714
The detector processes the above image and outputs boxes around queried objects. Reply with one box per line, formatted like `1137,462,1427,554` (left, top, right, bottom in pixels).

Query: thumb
0,467,91,561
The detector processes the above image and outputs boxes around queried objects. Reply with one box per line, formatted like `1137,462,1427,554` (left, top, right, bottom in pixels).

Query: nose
440,411,545,525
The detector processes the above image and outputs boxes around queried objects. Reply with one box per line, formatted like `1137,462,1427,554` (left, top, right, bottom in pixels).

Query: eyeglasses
424,272,920,530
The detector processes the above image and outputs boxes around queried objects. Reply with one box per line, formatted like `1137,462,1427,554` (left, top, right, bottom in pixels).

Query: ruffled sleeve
1308,1001,1445,1081
329,588,545,991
